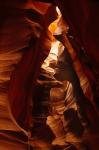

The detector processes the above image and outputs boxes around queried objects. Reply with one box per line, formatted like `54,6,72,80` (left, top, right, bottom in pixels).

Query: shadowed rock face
0,0,55,143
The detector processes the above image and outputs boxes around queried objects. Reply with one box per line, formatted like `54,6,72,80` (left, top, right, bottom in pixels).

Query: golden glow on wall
42,7,64,74
48,6,61,34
